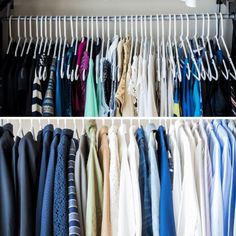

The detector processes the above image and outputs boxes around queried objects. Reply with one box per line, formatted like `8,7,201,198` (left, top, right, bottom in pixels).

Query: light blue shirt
206,123,224,236
145,124,160,236
212,120,232,236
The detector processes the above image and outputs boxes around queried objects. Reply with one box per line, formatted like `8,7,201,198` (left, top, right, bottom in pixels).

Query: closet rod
1,13,236,22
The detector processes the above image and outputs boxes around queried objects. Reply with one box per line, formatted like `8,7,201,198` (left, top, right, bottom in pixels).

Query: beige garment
123,63,135,116
115,37,131,116
117,39,124,82
85,120,103,236
98,126,112,236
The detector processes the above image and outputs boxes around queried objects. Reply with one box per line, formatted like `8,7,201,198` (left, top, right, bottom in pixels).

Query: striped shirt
32,74,42,116
42,58,56,116
68,139,80,236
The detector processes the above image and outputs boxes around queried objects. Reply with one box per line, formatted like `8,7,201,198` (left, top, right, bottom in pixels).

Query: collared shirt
128,125,142,236
167,124,182,229
118,124,135,236
145,124,160,236
108,125,120,236
212,120,232,236
206,123,224,236
198,121,212,236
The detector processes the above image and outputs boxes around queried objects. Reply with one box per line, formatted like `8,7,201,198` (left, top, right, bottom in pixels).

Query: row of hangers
6,13,236,83
1,118,216,141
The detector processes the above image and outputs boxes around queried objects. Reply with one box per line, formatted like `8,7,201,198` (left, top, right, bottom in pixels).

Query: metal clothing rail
0,13,236,22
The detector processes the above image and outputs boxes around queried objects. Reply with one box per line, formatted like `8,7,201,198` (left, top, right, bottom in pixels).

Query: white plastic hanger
58,16,63,80
42,16,53,81
200,13,213,81
96,16,99,45
60,16,67,79
82,16,90,81
74,16,84,81
101,16,105,60
114,16,117,38
173,14,182,81
14,16,22,57
214,13,228,80
161,14,166,79
156,14,161,81
20,16,28,57
168,14,176,78
89,16,94,61
81,119,85,134
193,13,206,80
138,119,141,128
37,16,44,59
119,15,122,39
179,14,190,80
73,119,79,139
17,120,24,138
149,15,153,56
185,14,201,81
66,16,75,80
129,16,134,65
219,13,236,80
206,13,218,81
71,16,79,82
64,119,66,129
38,16,48,80
33,16,39,59
105,16,110,59
134,15,138,57
125,15,128,39
6,15,13,54
30,119,35,140
26,16,33,55
53,16,59,59
144,15,147,59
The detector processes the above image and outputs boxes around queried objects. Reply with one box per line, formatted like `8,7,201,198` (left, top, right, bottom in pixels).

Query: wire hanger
173,14,182,81
26,16,33,55
206,13,218,81
6,15,13,54
219,13,236,80
185,14,201,81
60,16,67,79
193,13,206,80
20,16,28,57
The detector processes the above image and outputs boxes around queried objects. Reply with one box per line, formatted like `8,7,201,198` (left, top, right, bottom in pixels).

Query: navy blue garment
35,124,54,236
135,127,153,236
12,135,21,235
53,128,73,236
40,128,61,236
0,124,15,236
17,131,38,236
156,126,176,236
